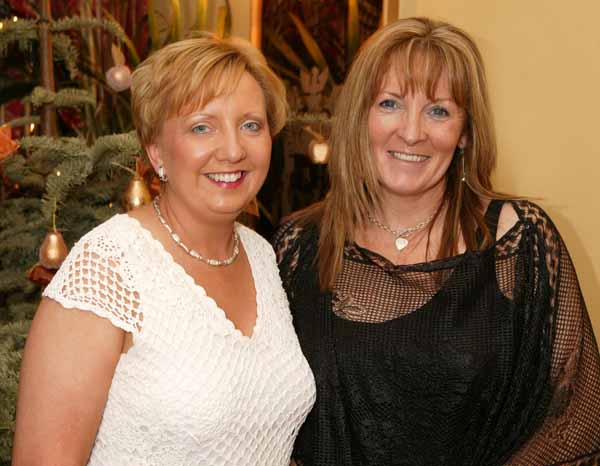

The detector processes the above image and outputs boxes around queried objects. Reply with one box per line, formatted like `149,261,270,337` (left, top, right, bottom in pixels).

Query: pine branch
52,16,140,65
0,218,45,244
6,115,40,129
42,156,94,223
28,87,95,109
0,272,29,297
52,33,79,79
0,198,43,231
19,136,88,155
91,131,141,171
0,19,37,55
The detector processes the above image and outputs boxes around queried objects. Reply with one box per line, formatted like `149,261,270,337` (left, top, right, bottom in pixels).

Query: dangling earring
458,147,466,182
158,166,168,183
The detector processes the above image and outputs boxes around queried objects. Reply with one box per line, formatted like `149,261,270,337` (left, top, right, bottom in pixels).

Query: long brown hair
306,17,509,290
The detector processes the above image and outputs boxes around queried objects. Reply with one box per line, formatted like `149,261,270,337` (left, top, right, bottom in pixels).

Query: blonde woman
13,36,315,466
275,17,600,466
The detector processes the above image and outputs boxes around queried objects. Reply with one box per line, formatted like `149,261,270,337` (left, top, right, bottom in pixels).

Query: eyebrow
378,90,455,103
182,111,266,125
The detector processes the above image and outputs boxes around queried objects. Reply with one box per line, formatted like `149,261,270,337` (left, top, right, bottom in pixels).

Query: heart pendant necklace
367,213,435,251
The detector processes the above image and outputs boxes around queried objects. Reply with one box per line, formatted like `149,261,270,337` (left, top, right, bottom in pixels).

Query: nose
217,127,245,163
399,110,425,146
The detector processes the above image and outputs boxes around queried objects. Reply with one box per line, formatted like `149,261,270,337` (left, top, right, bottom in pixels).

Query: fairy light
29,123,35,132
108,202,113,208
56,170,61,176
12,16,18,22
0,23,4,30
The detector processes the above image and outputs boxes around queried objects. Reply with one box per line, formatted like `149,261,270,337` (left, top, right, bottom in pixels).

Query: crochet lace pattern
44,214,316,466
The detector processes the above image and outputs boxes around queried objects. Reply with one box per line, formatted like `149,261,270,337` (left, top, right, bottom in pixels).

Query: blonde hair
131,35,287,147
313,17,506,290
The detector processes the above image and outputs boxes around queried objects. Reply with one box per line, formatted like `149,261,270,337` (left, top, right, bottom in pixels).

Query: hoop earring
158,166,168,183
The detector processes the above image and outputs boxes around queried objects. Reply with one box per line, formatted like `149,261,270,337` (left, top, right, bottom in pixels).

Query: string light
108,202,113,208
12,16,18,22
0,23,4,30
56,170,61,176
29,123,35,132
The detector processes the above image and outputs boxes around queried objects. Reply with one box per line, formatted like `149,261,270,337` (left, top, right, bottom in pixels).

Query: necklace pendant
395,237,409,251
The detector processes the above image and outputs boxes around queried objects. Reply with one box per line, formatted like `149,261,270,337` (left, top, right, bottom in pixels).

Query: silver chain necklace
367,212,435,251
152,196,240,266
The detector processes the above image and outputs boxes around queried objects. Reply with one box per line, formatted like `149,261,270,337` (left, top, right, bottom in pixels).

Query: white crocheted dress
43,214,316,466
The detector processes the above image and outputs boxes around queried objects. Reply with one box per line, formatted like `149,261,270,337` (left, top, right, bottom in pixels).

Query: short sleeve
43,226,143,334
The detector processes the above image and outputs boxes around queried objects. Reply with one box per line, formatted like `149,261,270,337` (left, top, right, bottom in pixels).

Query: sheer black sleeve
272,218,318,302
272,218,319,466
507,201,600,465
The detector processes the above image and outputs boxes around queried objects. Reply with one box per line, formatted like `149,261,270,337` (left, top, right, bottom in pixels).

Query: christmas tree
0,1,153,460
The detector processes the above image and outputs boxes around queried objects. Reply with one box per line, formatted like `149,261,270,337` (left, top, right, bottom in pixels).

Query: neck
158,192,237,258
377,184,445,230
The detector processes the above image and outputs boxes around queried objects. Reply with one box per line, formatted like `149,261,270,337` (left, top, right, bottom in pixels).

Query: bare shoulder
126,202,156,227
496,201,520,240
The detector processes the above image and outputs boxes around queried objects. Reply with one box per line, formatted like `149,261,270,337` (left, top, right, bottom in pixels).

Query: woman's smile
205,170,247,188
387,151,430,163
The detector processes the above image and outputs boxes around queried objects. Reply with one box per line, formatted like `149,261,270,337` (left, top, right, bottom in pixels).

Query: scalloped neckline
118,214,262,341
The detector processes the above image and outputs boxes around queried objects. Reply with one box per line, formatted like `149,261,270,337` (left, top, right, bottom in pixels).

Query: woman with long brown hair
275,17,600,466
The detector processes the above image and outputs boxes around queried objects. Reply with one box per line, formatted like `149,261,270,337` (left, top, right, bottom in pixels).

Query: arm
505,202,600,465
12,298,125,466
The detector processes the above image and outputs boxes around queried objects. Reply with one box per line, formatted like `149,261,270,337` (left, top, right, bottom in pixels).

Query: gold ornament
39,230,69,269
123,175,152,211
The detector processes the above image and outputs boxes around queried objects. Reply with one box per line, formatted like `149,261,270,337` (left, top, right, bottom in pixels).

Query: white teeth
206,171,243,183
389,151,429,162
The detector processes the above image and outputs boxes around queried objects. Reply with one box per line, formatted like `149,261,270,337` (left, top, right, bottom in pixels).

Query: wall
397,1,600,334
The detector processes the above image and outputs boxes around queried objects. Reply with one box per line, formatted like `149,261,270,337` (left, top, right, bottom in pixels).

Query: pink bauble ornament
106,65,132,92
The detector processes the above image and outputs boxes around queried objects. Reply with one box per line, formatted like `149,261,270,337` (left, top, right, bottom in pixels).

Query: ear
458,132,468,150
145,143,164,173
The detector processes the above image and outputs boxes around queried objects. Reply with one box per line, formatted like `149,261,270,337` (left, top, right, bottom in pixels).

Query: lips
388,151,430,162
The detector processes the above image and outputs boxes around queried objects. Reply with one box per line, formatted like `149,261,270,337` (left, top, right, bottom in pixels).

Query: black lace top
273,200,600,466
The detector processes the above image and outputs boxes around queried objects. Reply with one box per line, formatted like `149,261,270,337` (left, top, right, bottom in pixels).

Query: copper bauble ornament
123,175,152,211
39,230,69,269
106,65,132,92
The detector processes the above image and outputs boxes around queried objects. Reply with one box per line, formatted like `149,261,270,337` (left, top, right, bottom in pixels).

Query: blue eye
379,99,400,110
242,121,261,132
192,124,210,134
429,106,450,118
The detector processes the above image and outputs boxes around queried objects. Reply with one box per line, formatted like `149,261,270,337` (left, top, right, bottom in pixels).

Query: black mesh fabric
274,200,600,466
